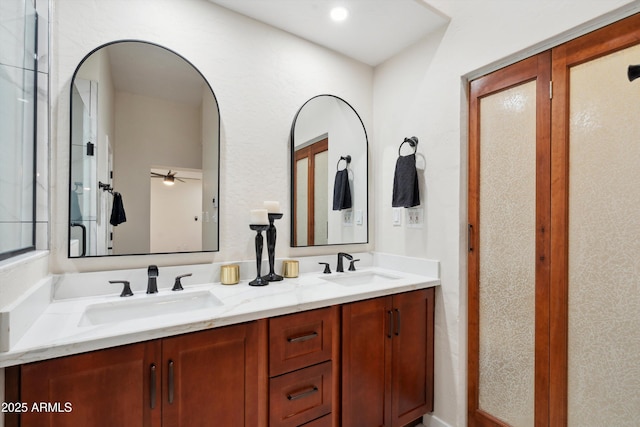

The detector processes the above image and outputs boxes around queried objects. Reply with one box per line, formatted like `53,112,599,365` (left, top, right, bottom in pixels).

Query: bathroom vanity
1,256,439,427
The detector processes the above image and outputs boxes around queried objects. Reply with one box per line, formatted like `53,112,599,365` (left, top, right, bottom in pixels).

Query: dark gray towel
110,192,127,226
392,153,420,208
332,169,352,211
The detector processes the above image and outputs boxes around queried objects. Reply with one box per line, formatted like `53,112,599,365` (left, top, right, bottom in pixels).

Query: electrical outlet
407,207,423,228
343,210,353,227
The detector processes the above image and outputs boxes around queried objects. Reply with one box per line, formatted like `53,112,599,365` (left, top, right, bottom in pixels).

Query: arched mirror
68,40,220,257
290,95,368,247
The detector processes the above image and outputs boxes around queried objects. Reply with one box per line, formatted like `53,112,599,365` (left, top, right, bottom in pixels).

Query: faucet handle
319,262,332,274
110,280,133,297
348,259,360,271
148,265,159,277
172,273,192,291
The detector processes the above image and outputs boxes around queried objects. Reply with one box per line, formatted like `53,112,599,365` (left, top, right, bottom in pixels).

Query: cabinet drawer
270,307,335,376
300,414,332,427
270,361,332,427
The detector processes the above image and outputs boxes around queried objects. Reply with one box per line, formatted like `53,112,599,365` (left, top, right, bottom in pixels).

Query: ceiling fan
150,170,193,186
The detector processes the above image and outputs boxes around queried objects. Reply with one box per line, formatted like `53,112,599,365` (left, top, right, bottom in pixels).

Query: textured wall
49,0,374,272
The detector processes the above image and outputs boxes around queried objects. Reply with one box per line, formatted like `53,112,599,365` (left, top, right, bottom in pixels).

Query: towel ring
337,155,351,171
398,136,419,156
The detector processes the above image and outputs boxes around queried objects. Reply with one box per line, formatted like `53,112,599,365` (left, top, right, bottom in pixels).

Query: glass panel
314,150,328,245
568,44,640,427
0,0,36,259
478,81,536,427
295,157,308,246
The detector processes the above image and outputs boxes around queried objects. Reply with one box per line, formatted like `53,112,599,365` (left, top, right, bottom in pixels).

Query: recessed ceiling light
330,6,349,22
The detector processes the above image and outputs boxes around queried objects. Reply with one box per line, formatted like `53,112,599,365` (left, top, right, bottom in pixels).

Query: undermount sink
78,290,223,326
322,271,401,287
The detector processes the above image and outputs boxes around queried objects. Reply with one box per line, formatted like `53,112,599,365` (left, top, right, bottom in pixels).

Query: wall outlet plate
407,207,423,228
343,210,353,227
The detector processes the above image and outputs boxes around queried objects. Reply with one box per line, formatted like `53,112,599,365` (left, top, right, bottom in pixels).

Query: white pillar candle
250,209,269,225
263,200,281,213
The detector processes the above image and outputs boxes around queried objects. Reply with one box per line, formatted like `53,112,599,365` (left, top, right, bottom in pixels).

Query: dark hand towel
332,169,352,211
110,192,127,226
392,153,420,208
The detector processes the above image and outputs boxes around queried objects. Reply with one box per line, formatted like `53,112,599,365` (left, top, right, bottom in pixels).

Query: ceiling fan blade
151,172,164,177
176,178,186,183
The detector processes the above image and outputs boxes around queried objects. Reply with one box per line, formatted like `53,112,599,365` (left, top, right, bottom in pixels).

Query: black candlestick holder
262,213,284,282
249,224,270,286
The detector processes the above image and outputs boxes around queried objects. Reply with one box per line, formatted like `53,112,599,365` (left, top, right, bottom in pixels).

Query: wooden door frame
549,12,640,426
293,138,329,246
468,52,551,427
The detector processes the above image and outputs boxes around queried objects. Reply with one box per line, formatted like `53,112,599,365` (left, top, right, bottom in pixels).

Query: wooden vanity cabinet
11,288,435,427
342,288,435,427
17,321,262,427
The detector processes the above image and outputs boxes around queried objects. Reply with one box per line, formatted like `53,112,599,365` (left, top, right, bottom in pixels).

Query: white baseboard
422,414,453,427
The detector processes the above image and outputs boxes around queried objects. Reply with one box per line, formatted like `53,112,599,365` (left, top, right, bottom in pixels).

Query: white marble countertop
0,264,439,367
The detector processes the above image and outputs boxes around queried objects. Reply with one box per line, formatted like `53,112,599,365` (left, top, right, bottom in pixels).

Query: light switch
393,208,402,226
355,209,363,225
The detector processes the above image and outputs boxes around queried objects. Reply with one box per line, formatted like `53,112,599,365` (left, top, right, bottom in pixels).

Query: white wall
49,0,374,272
372,1,640,426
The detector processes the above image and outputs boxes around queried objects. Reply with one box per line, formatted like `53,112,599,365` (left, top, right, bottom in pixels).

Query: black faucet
337,252,353,273
147,265,159,294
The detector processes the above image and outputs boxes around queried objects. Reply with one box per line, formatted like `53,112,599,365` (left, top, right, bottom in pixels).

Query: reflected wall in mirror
68,40,220,257
290,95,368,247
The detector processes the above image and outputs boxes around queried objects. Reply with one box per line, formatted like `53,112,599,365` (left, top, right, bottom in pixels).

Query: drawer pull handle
168,360,175,404
287,386,319,401
150,364,157,409
287,331,318,343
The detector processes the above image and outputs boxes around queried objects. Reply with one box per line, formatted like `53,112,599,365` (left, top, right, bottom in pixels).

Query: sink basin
322,271,400,287
79,290,223,326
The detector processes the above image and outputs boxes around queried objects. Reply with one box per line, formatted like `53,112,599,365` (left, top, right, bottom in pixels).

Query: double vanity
1,253,439,426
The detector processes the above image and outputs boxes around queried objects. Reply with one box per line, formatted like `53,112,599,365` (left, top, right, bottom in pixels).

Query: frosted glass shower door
565,42,640,427
468,53,551,427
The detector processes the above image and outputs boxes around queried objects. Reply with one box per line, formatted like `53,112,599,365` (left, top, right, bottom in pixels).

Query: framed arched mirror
290,94,368,247
68,40,220,257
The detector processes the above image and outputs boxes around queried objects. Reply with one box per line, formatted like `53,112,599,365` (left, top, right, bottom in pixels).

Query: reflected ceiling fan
150,170,197,186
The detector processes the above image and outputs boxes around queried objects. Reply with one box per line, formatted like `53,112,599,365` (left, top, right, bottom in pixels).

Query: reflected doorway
293,137,328,246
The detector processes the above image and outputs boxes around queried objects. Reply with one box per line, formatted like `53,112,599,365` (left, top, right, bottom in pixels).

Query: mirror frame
67,39,221,258
289,94,369,247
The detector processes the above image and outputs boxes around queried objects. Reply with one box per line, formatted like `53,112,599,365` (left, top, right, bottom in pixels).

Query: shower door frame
468,52,552,427
469,11,640,427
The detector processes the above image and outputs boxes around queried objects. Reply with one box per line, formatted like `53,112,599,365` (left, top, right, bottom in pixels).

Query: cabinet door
161,322,261,427
391,288,435,427
342,296,392,427
20,341,162,427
